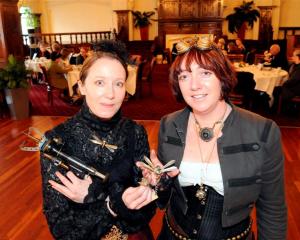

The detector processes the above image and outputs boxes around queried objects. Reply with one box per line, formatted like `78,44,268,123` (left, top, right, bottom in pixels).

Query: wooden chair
277,95,300,115
227,54,244,63
254,54,265,65
228,92,244,106
135,59,154,98
39,65,54,105
229,72,256,109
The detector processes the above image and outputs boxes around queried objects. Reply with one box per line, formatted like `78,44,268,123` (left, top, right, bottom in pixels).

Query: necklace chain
192,104,228,201
193,104,227,163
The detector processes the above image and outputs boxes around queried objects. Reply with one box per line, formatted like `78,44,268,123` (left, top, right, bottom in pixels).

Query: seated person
151,36,165,64
272,49,300,113
31,41,51,59
227,41,244,54
264,44,289,70
227,41,237,53
58,48,71,68
50,42,62,61
70,47,89,65
235,38,247,54
48,55,73,99
282,49,300,100
216,38,227,55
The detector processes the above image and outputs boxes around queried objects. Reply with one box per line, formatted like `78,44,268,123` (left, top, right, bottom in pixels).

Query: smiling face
178,60,223,114
170,47,236,106
78,57,126,120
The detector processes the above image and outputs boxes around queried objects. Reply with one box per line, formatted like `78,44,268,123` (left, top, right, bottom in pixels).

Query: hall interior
0,0,300,239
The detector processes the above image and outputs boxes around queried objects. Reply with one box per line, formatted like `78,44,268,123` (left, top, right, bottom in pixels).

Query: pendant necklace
193,104,227,202
193,106,227,142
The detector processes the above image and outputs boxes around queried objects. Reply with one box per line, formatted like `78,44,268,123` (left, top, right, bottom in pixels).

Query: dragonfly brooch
89,134,118,152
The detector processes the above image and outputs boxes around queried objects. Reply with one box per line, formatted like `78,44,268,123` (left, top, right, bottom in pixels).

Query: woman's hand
49,171,92,203
122,185,155,210
136,150,180,186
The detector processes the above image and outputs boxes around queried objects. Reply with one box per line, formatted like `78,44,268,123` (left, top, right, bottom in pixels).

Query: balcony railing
22,30,116,47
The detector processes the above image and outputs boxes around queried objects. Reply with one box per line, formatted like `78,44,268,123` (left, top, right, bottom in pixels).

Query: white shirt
178,161,224,196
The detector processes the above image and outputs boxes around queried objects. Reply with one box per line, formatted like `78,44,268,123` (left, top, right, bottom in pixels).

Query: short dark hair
169,44,237,102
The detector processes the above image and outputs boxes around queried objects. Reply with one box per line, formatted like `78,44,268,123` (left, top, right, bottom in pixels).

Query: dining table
235,64,289,105
25,58,52,73
66,65,82,96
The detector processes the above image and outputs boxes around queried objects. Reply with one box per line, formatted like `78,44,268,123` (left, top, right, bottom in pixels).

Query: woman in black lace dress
40,40,156,240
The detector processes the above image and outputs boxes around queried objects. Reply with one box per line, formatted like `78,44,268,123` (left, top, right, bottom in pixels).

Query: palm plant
131,11,155,28
226,1,260,38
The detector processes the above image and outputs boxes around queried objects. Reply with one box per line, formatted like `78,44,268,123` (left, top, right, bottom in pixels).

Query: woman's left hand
49,171,92,203
122,185,154,210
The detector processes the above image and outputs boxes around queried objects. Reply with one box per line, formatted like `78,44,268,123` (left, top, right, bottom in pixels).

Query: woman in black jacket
40,40,156,240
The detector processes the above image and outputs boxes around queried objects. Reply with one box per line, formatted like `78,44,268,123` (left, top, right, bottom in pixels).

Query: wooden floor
0,116,299,239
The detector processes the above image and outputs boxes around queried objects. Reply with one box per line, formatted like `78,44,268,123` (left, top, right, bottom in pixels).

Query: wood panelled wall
158,0,223,46
0,0,23,67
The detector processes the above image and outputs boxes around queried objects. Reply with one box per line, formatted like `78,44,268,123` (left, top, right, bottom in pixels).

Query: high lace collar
77,101,122,134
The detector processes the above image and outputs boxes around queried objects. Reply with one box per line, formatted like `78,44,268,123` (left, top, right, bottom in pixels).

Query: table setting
234,62,289,105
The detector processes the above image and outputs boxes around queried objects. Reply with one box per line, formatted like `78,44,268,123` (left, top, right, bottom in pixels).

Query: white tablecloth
236,65,289,105
25,58,52,73
66,69,80,96
66,65,138,97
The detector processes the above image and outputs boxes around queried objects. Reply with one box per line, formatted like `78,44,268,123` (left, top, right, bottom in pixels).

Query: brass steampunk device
20,127,108,181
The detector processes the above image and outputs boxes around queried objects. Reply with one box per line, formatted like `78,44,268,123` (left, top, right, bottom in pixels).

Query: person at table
50,42,62,61
216,38,227,55
137,35,287,239
282,49,300,99
32,41,51,59
264,44,289,70
48,51,73,98
151,36,165,63
40,40,156,240
58,48,71,68
70,46,89,65
235,38,247,54
272,49,300,113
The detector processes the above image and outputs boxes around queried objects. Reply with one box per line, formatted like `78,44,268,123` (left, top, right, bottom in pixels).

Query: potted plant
225,1,260,40
23,7,40,31
131,10,155,40
0,55,30,120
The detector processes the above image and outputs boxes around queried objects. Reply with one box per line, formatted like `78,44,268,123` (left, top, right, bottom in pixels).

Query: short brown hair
80,51,128,84
169,44,237,102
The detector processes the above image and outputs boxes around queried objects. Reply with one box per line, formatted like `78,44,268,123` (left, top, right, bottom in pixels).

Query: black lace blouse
40,102,156,240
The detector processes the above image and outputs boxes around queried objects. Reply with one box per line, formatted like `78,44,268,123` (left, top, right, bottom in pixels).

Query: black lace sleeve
40,127,113,240
108,123,156,233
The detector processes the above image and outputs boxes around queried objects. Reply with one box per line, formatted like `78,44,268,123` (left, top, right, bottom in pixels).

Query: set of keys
138,156,177,201
140,156,177,176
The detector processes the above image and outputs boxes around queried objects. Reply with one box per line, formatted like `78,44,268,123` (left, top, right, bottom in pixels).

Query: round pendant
199,127,214,142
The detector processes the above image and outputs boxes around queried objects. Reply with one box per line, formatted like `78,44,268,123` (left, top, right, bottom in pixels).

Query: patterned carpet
29,84,81,116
